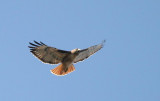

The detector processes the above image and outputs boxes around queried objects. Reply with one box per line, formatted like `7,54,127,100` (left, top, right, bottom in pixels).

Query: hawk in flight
28,40,105,76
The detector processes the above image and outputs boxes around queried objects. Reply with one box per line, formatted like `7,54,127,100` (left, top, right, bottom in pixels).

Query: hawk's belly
62,53,78,68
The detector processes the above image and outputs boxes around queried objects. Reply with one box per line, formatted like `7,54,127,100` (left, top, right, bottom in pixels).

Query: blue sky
0,0,160,101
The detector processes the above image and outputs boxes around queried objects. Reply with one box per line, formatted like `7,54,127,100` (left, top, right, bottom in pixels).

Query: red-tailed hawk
28,40,105,76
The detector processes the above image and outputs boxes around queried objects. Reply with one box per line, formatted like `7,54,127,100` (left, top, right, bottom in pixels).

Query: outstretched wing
74,40,105,63
28,41,71,64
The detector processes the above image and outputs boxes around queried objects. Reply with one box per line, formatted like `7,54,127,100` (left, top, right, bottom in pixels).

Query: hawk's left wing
73,40,105,63
28,41,71,64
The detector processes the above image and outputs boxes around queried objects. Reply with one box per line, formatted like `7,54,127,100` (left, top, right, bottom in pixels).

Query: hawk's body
28,40,105,76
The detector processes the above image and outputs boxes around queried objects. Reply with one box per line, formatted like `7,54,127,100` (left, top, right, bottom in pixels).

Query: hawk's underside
28,40,105,76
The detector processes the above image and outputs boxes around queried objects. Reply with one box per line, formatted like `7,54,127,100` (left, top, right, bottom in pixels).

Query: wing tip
28,41,46,48
102,40,106,43
101,40,106,47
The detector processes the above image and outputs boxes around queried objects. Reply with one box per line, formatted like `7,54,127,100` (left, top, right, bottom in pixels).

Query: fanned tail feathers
50,64,75,76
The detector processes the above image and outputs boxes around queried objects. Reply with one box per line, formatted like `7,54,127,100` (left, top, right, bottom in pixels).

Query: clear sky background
0,0,160,101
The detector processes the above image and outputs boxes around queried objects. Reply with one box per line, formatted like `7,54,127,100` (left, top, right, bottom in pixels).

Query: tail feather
50,64,75,76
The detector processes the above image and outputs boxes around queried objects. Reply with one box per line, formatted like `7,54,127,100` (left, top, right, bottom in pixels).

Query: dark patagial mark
57,49,71,54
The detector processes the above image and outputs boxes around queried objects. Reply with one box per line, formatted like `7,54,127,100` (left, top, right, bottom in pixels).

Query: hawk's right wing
28,41,71,64
73,40,105,63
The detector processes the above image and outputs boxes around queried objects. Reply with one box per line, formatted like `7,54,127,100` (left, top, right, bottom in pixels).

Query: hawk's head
71,48,80,54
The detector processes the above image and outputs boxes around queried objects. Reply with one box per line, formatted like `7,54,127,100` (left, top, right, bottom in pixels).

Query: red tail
50,64,75,76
